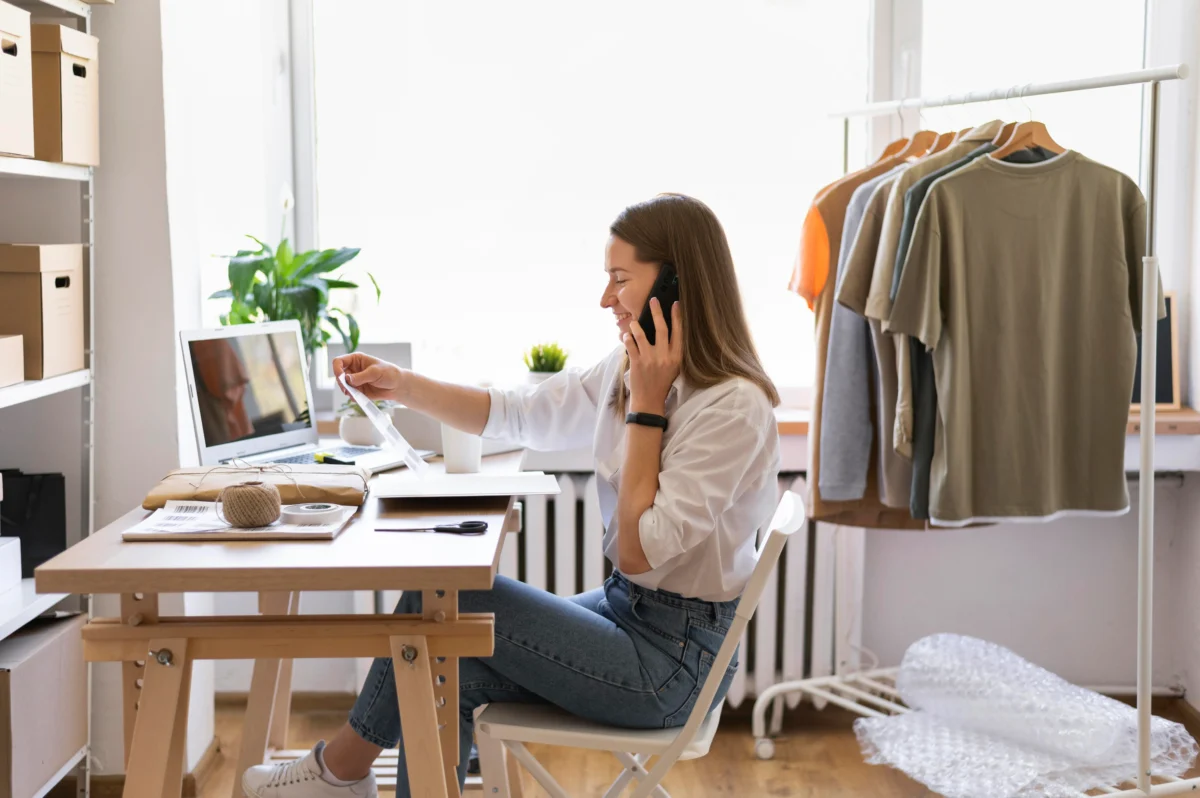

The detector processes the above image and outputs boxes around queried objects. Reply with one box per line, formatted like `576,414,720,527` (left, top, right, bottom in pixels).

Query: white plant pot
527,371,556,385
339,415,384,446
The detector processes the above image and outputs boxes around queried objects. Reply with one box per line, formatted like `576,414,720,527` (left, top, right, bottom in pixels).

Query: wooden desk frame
102,593,491,798
37,454,530,798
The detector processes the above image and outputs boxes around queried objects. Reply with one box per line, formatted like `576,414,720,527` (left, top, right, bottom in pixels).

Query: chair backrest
661,490,807,755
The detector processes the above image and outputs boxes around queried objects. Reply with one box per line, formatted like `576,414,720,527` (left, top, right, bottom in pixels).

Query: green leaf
347,313,360,352
229,254,270,301
275,239,294,275
281,285,320,319
287,249,322,279
367,272,381,302
326,313,351,352
226,300,257,325
295,247,361,279
321,279,359,290
299,276,330,305
209,288,234,300
252,282,274,316
245,235,273,256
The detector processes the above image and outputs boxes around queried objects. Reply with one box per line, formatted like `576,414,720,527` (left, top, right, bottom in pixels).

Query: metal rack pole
1136,77,1162,794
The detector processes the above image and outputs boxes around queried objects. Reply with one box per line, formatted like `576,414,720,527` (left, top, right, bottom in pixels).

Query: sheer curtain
310,0,870,390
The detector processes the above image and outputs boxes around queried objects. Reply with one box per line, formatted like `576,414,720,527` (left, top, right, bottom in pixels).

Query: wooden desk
36,452,525,798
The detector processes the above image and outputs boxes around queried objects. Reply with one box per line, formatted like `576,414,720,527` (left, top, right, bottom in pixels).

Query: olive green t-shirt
888,151,1162,525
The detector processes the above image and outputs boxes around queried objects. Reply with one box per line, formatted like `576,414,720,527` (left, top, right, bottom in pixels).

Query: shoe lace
265,757,320,787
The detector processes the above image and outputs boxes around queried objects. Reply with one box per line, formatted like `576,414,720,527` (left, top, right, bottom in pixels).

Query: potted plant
208,189,379,363
336,396,394,446
523,342,567,384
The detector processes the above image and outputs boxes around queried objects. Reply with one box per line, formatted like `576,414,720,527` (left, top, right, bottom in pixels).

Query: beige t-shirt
888,151,1161,525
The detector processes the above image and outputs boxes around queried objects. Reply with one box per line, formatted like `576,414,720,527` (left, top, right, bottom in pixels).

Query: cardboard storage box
0,245,84,379
31,24,97,166
0,334,20,388
0,2,34,157
0,614,85,798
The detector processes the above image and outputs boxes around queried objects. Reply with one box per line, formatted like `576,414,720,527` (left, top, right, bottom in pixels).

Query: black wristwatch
626,412,668,430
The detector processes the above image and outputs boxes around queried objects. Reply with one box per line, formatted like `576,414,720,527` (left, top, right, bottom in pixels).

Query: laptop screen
187,330,312,448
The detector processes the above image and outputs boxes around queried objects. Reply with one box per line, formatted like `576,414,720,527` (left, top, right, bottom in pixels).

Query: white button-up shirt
482,347,781,601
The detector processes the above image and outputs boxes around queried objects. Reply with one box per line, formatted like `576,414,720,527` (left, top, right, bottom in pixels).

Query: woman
243,193,781,798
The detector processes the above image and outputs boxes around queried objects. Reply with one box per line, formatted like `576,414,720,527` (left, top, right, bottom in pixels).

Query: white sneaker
242,742,378,798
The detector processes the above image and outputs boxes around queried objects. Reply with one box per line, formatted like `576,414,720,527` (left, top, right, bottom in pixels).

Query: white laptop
179,320,434,472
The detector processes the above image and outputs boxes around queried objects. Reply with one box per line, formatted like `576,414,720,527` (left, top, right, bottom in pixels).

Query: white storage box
0,540,18,594
0,614,86,798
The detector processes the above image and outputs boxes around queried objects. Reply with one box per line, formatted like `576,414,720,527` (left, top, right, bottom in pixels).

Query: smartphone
637,262,680,346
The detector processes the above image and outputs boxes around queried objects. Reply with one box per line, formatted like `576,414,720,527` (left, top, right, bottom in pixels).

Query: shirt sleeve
864,181,906,321
481,351,612,450
887,188,946,350
637,401,774,569
789,204,830,309
836,191,887,315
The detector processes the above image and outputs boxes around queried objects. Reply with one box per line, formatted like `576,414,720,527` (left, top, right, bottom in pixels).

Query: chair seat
475,701,724,761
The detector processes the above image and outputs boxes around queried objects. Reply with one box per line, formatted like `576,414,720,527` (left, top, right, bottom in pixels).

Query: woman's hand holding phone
624,297,682,414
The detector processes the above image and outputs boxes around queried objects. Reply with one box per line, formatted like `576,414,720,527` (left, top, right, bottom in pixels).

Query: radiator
499,473,864,710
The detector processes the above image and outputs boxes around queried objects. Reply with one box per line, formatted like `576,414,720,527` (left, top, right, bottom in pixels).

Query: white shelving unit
0,580,68,642
0,370,91,411
0,0,98,796
0,155,90,181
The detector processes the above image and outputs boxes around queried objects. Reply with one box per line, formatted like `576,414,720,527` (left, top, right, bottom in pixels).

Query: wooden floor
204,700,935,798
203,699,1200,798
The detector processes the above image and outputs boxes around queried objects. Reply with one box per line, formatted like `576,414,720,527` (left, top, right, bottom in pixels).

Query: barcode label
171,504,209,516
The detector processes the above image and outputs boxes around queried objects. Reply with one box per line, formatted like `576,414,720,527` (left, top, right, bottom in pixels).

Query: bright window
917,0,1146,182
309,0,870,391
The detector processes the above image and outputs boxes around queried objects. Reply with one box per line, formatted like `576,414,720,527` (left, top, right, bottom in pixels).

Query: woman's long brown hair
609,193,780,413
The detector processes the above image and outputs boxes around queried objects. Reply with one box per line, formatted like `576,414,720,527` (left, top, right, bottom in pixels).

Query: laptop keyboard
271,446,380,465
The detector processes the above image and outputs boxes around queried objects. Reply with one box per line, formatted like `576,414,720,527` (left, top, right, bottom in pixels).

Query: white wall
864,481,1184,689
1157,0,1200,713
87,0,218,773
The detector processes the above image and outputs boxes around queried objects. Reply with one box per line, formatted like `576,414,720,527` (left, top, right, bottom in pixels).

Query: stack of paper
122,501,356,542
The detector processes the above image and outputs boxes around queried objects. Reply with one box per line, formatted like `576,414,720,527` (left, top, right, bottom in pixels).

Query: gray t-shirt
818,165,906,500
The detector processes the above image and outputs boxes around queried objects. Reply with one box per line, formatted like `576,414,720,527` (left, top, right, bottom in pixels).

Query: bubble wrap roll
855,634,1197,798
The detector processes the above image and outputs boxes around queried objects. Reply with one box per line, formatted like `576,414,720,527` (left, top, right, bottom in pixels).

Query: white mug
441,423,483,473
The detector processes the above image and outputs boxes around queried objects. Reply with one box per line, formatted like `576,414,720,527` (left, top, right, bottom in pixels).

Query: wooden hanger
989,120,1065,160
990,121,1018,147
928,130,957,155
874,138,910,163
895,130,938,160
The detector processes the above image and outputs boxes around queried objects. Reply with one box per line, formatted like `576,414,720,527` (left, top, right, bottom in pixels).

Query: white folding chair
474,490,807,798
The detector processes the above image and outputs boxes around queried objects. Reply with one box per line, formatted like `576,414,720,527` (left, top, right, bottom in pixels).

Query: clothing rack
751,64,1192,797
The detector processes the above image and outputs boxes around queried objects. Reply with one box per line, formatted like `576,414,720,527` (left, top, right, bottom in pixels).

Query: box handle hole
72,64,86,78
1,40,16,57
55,276,70,289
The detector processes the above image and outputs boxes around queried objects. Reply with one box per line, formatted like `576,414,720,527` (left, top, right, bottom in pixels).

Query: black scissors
375,520,489,535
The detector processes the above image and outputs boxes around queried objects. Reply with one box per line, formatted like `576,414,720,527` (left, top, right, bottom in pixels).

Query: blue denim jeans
348,572,739,796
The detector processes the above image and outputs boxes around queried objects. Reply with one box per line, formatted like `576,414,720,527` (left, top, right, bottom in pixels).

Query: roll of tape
281,503,344,525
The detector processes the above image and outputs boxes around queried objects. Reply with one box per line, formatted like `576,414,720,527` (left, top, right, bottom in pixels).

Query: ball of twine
217,481,281,528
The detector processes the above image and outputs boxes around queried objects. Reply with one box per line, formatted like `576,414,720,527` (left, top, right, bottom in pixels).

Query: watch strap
626,412,668,430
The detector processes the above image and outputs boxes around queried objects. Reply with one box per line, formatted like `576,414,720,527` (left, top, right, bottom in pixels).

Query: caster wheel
755,738,775,760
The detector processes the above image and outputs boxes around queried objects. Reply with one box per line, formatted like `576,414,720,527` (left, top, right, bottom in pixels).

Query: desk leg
424,589,460,796
232,592,293,798
161,657,194,798
121,592,160,767
390,635,450,798
125,638,190,798
268,591,301,750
